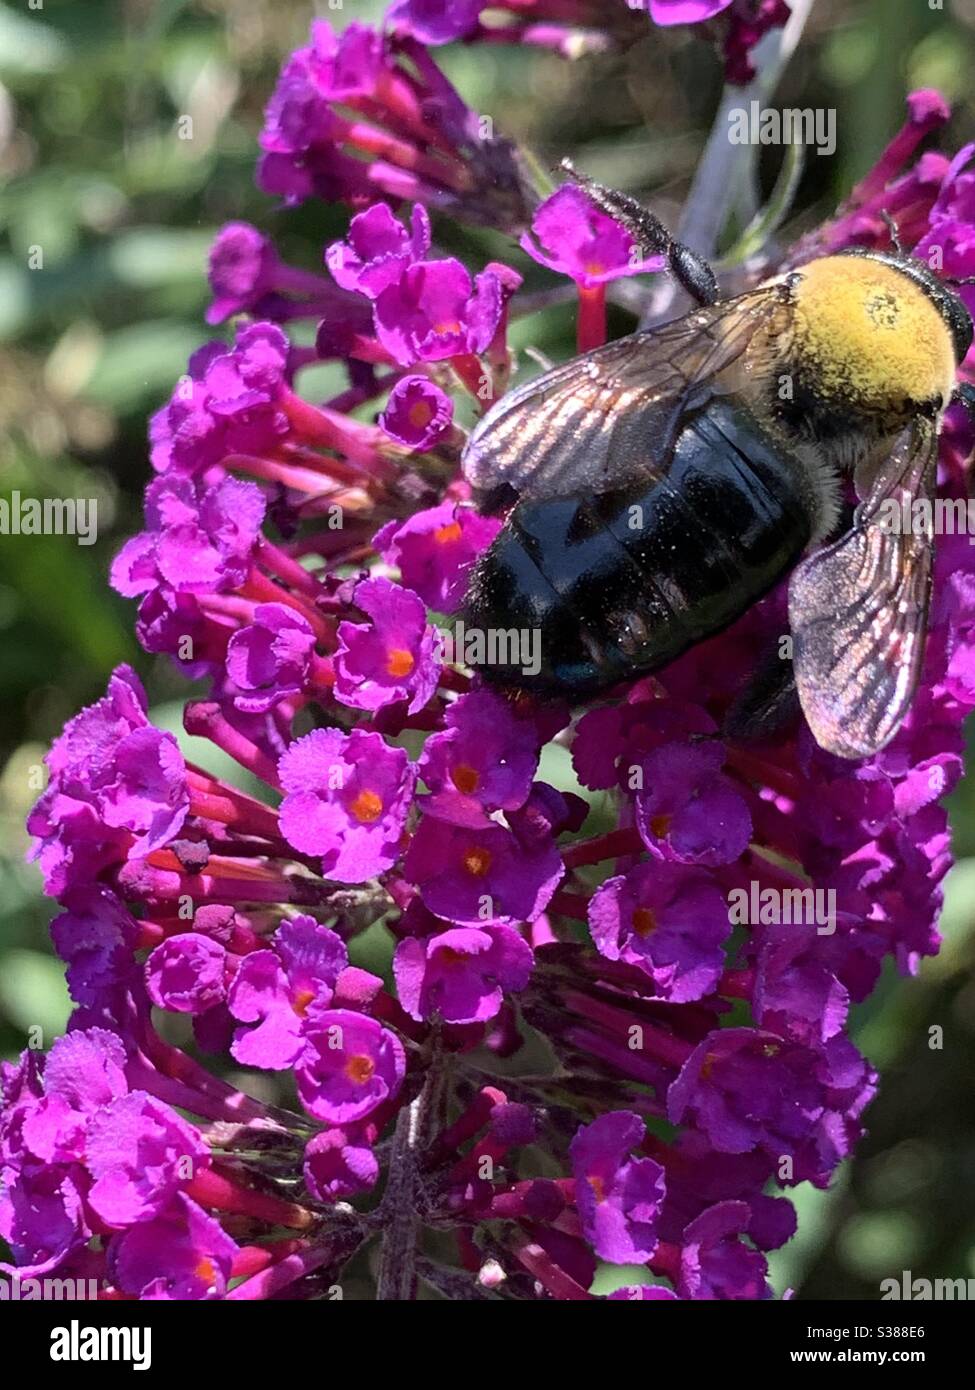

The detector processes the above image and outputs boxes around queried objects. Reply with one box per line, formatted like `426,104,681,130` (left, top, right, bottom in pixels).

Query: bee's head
840,247,973,369
787,251,967,424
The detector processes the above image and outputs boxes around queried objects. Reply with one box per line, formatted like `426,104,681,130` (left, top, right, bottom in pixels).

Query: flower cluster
6,4,974,1301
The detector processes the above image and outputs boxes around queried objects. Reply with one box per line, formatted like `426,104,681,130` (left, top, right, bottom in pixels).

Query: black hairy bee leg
558,159,719,307
721,647,800,746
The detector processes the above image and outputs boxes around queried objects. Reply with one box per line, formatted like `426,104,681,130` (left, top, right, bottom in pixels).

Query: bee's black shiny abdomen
464,400,813,694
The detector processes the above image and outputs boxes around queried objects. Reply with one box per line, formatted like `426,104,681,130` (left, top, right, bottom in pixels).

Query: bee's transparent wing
789,417,939,759
463,285,789,504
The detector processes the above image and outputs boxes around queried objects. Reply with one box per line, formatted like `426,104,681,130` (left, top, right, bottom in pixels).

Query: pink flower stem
561,988,694,1068
184,701,282,787
562,828,643,868
227,1235,361,1301
325,369,406,414
281,391,395,476
549,890,590,922
426,1086,506,1167
225,450,352,494
186,782,281,841
141,866,334,908
576,282,607,352
450,352,490,404
256,535,323,595
187,1165,317,1230
509,1231,595,1300
230,1239,308,1280
241,569,335,643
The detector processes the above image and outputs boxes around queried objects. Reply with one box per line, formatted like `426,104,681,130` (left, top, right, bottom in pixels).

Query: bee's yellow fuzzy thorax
790,255,957,411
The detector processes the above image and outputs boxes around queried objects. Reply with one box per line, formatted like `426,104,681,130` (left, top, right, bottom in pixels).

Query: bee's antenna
557,158,719,307
949,276,975,287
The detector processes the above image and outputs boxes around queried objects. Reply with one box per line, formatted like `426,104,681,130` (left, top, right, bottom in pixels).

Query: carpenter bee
462,172,974,759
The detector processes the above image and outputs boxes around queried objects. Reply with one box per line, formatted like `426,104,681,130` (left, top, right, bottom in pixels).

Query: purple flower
570,1111,666,1263
7,1034,203,1251
403,815,563,925
303,1128,379,1201
374,259,504,365
752,923,851,1046
0,1167,88,1279
206,220,352,325
50,887,139,1007
379,374,454,451
520,184,664,288
394,923,533,1022
84,1091,210,1227
20,1029,129,1166
145,322,290,476
108,1194,239,1299
97,727,190,855
278,727,417,882
257,20,531,231
207,222,279,323
19,1,975,1304
668,1028,876,1186
27,665,187,885
418,688,539,826
226,603,317,713
678,1201,770,1300
112,474,267,599
326,204,431,299
146,935,228,1015
296,1010,406,1123
635,740,752,866
227,916,348,1069
179,325,291,467
373,501,501,613
721,1,793,84
386,0,485,45
608,1285,679,1300
647,0,734,25
334,576,441,714
588,861,731,1001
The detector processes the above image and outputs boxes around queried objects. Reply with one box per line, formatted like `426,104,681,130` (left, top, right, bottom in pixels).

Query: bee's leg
953,381,975,416
879,210,905,255
558,160,719,307
722,645,800,746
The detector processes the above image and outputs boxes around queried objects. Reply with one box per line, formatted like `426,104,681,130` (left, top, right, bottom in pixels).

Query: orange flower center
450,763,480,795
700,1050,720,1081
195,1257,217,1285
408,399,434,429
649,813,672,840
588,1175,607,1203
349,789,383,823
386,647,415,678
291,986,316,1018
345,1053,376,1085
463,846,492,877
631,907,658,937
434,521,462,545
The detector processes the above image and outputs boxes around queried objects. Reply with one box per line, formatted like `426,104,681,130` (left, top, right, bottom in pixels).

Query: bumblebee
462,173,974,759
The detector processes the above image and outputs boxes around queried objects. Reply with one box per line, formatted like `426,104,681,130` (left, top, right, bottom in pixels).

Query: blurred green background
2,0,975,1298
